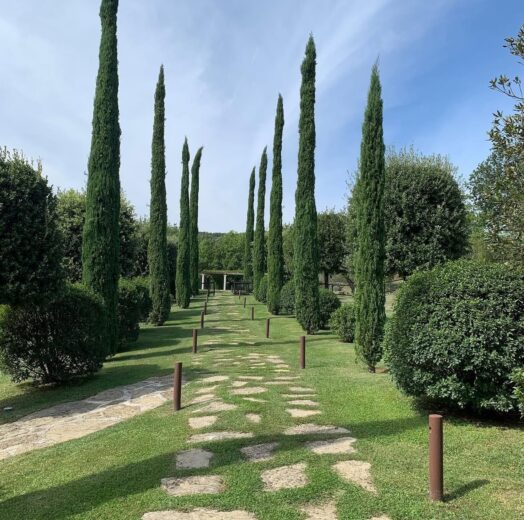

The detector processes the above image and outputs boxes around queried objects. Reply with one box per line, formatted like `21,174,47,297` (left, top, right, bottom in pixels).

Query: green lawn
0,293,522,519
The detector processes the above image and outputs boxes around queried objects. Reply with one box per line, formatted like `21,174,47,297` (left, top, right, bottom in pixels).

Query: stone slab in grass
175,448,213,469
264,381,289,386
306,437,357,455
262,463,308,491
282,394,316,399
241,442,279,462
189,416,218,429
238,376,264,381
333,460,376,493
201,376,229,384
287,399,319,406
301,500,338,519
193,401,237,413
288,387,315,393
369,516,391,520
284,423,350,436
188,431,254,443
195,386,218,394
286,408,321,418
242,397,268,403
245,413,261,424
142,510,257,520
274,376,299,381
189,394,216,405
161,475,225,496
231,386,267,395
232,381,248,388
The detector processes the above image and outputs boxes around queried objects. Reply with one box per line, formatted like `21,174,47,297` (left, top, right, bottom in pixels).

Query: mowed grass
0,293,522,519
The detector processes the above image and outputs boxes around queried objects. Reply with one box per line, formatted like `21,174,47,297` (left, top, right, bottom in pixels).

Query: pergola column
201,273,205,290
223,273,227,291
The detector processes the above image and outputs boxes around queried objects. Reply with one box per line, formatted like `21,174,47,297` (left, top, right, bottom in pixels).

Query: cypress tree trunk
176,138,191,308
82,0,121,355
294,36,320,334
148,66,171,326
267,95,285,314
253,148,268,299
189,147,203,296
243,168,256,285
354,64,386,372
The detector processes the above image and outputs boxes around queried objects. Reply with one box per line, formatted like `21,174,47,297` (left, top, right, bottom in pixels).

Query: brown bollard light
266,318,270,338
299,336,306,369
204,301,207,315
173,362,182,411
200,310,205,329
243,297,246,308
251,306,255,320
429,414,444,501
192,329,198,353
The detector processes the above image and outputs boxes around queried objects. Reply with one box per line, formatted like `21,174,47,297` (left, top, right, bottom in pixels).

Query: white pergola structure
200,270,243,291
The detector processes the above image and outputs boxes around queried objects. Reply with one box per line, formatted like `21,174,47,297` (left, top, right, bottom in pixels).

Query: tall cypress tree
353,63,386,372
267,95,285,314
253,147,268,299
148,66,170,325
82,0,121,355
294,35,320,334
176,138,191,308
243,168,256,283
189,147,203,296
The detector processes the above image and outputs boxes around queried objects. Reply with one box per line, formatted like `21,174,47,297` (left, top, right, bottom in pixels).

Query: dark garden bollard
192,329,198,354
300,336,306,369
251,306,255,320
204,301,207,315
173,362,182,411
266,318,270,338
429,414,444,501
243,297,246,308
200,310,205,329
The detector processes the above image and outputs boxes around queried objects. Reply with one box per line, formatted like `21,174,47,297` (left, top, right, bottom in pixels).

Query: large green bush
318,288,341,329
257,274,268,304
384,260,524,414
513,369,524,417
0,284,108,384
279,279,295,315
329,303,356,342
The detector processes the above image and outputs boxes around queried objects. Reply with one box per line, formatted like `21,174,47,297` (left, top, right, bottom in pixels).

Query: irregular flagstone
369,516,391,520
231,386,267,395
196,386,218,394
232,381,249,388
287,399,319,406
262,463,308,491
238,376,264,381
264,381,289,386
189,416,218,429
245,413,261,424
333,460,376,493
289,387,315,393
200,376,229,384
142,510,257,520
287,408,321,418
190,394,216,405
282,394,316,399
274,369,290,373
193,401,237,413
301,500,338,520
284,423,350,436
241,442,279,462
274,376,300,381
242,397,267,403
306,437,357,455
161,475,225,496
175,448,213,469
188,431,254,443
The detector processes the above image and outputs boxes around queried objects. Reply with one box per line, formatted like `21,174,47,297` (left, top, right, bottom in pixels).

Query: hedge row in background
330,303,356,343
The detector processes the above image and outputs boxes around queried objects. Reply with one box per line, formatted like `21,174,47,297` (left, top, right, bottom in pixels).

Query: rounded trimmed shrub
329,303,356,342
384,260,524,414
257,274,268,304
0,284,108,384
279,279,295,315
318,288,341,329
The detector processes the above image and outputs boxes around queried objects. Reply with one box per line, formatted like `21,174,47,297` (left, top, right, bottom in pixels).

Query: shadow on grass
445,479,490,502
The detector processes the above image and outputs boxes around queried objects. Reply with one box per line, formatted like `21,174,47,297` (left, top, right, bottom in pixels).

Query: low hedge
257,275,268,304
279,279,295,315
329,303,356,342
318,288,341,329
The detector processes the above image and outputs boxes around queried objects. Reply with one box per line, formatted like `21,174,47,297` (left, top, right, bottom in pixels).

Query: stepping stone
190,394,215,405
287,399,319,406
242,397,267,403
274,369,290,373
161,475,225,496
188,431,254,443
333,460,376,493
284,423,350,436
201,376,229,384
262,463,308,491
289,387,315,393
287,408,321,418
369,517,391,520
282,394,316,399
245,413,261,424
238,376,264,381
232,381,248,388
241,442,278,462
142,510,256,520
189,416,218,429
275,365,289,369
264,381,289,386
301,500,338,519
193,401,237,413
231,386,267,396
306,437,357,455
175,448,213,469
196,386,218,394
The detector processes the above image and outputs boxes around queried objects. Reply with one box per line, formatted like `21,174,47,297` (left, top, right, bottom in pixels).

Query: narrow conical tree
353,63,386,372
253,148,268,299
82,0,121,355
294,35,320,334
148,66,171,325
243,168,256,283
189,147,203,296
267,95,285,314
176,139,191,308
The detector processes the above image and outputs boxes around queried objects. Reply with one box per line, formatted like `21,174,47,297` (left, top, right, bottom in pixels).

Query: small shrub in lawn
0,284,108,384
118,277,153,349
257,274,268,303
329,303,356,342
384,260,524,414
318,288,341,329
279,279,295,315
134,276,153,321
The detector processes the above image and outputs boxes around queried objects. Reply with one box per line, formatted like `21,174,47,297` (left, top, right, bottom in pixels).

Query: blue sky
0,0,521,231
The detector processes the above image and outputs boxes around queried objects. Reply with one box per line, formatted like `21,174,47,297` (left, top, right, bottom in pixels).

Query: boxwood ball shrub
384,260,524,414
279,279,295,315
257,274,268,304
329,303,356,342
0,284,108,384
318,288,341,329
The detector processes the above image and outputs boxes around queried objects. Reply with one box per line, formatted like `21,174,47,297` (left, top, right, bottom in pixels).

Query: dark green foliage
176,139,191,308
253,148,268,299
167,240,177,297
513,369,524,416
257,274,268,304
317,210,347,287
200,232,245,271
329,303,356,342
243,169,256,282
384,260,524,414
82,0,121,355
190,147,203,295
279,279,296,315
294,36,320,334
0,284,108,384
267,95,285,314
282,224,295,278
148,66,170,325
353,64,386,371
0,149,64,305
318,288,341,329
